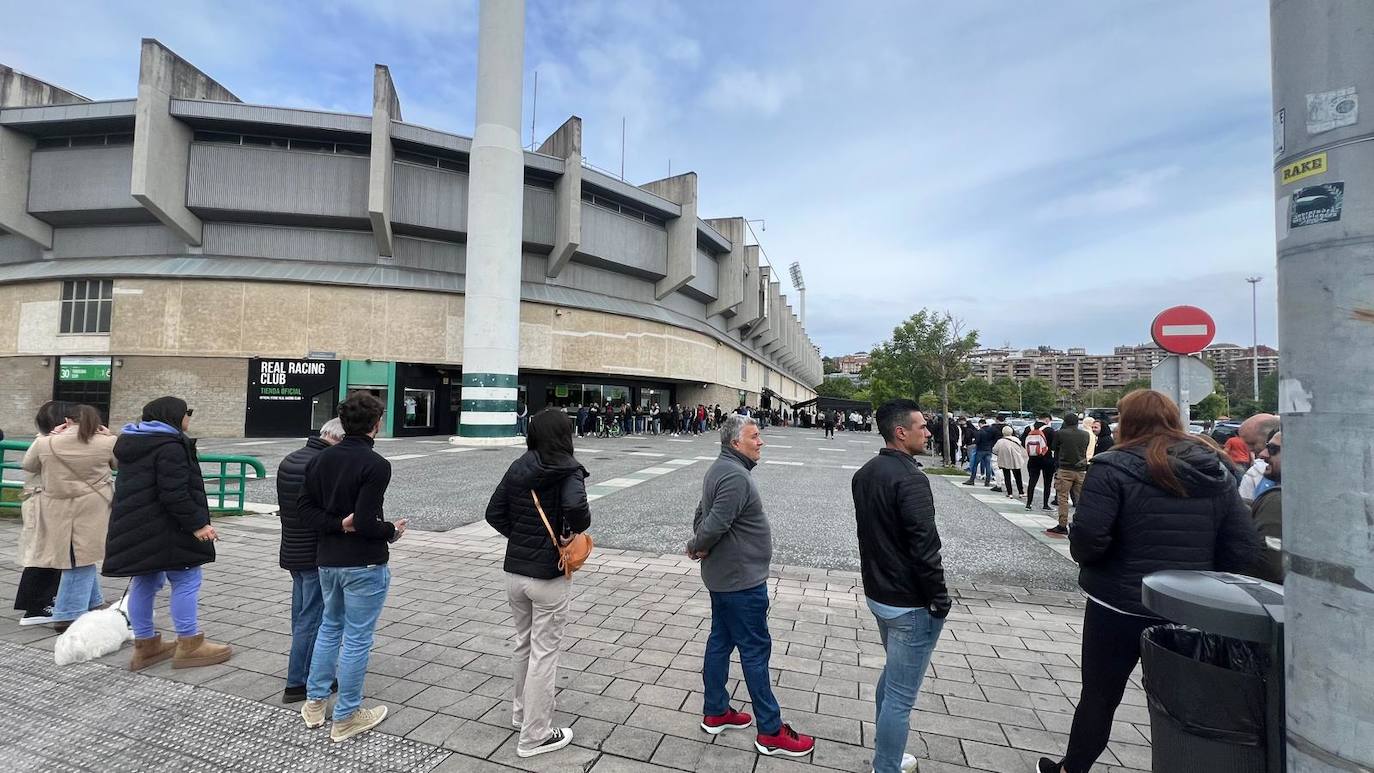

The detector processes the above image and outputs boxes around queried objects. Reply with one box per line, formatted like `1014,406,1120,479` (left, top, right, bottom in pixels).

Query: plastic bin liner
1141,625,1269,773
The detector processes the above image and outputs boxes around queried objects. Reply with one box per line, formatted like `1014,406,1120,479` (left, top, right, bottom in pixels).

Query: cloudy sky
3,0,1278,357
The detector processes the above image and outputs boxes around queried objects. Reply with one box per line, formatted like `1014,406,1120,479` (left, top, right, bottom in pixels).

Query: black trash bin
1140,571,1285,773
1141,625,1268,773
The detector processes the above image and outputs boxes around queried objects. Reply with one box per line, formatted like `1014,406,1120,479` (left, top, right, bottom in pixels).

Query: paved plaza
0,427,1154,772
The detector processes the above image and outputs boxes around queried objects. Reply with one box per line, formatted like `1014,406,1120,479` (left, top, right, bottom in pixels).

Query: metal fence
0,439,266,513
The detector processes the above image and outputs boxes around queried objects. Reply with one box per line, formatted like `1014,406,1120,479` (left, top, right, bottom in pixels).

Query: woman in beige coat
13,401,67,625
993,426,1029,499
21,404,116,630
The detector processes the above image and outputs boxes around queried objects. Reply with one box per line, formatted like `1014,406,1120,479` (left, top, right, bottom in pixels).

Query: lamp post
788,261,806,327
1246,275,1261,403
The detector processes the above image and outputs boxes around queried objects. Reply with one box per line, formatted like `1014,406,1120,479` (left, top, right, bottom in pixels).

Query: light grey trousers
506,572,572,748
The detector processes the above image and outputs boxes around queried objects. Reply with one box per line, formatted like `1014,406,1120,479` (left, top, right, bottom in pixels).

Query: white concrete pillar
455,0,526,444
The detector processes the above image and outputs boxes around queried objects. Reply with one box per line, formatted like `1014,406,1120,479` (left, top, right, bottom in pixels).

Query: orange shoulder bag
531,490,593,578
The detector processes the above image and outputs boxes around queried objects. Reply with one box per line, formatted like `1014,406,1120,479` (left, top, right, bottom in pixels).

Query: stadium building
0,42,821,437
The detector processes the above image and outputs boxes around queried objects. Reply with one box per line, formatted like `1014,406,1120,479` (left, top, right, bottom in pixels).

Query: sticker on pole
1306,87,1358,135
1289,183,1344,228
1151,306,1216,355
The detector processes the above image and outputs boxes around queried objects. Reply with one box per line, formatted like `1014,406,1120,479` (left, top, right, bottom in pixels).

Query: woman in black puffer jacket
1036,389,1259,773
105,397,232,672
485,408,590,759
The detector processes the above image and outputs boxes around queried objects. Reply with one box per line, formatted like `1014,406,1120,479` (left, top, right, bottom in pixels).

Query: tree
1019,378,1058,415
822,357,840,375
989,378,1021,412
866,309,980,462
816,376,857,399
950,378,996,415
1194,392,1229,421
1259,372,1279,413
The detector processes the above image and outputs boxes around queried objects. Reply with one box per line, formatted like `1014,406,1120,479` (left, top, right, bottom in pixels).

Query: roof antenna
529,70,538,150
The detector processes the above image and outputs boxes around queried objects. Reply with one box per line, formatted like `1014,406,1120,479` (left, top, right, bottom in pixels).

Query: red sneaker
701,707,753,735
755,723,815,756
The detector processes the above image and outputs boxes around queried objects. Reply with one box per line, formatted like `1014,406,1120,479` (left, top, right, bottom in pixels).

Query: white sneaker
331,704,388,742
301,698,327,729
517,727,573,758
872,753,918,773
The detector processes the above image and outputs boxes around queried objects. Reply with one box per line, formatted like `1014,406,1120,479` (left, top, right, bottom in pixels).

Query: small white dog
54,596,133,666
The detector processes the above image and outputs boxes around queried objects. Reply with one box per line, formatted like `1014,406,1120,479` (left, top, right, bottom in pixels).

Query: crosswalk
933,475,1074,561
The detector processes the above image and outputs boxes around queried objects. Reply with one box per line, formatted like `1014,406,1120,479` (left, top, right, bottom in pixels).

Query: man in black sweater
276,418,344,704
297,393,407,742
851,399,950,773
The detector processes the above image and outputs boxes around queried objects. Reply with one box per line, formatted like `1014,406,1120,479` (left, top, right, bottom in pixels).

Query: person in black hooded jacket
485,408,591,759
105,396,232,672
275,418,343,703
1036,389,1258,773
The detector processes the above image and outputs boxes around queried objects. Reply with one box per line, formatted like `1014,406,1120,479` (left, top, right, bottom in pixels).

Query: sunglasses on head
1265,442,1280,456
185,408,194,417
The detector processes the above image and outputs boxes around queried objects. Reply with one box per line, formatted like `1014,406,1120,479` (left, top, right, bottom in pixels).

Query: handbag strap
530,490,562,551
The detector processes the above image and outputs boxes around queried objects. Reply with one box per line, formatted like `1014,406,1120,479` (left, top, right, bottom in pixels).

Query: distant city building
968,341,1278,396
837,351,871,374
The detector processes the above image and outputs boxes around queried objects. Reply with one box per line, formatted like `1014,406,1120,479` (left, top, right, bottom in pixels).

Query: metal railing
0,439,266,513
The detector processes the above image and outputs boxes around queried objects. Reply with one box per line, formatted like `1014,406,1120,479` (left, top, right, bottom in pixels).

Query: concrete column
750,265,774,343
131,39,239,246
704,217,746,317
537,116,582,277
729,244,763,330
1271,2,1374,770
368,64,401,258
640,172,697,298
0,66,90,249
455,0,526,444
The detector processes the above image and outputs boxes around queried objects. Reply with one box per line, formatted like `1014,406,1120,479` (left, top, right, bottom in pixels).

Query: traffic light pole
1270,2,1374,769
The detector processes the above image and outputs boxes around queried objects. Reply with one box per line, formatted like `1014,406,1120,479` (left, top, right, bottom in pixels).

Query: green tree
822,356,840,375
1259,372,1279,413
1194,392,1229,421
989,378,1022,412
1019,378,1058,415
816,376,857,399
865,310,979,461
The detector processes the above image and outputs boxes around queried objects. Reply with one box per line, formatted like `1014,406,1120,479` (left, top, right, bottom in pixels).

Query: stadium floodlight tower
788,261,805,326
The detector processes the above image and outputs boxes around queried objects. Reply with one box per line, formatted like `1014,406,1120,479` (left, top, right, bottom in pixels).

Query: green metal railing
0,439,266,513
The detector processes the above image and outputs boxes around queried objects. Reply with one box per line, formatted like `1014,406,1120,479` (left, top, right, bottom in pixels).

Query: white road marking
232,441,281,446
667,439,693,443
436,448,477,453
766,444,793,448
666,459,697,466
584,459,700,502
694,456,718,461
384,454,428,461
626,451,665,457
817,448,844,453
639,467,676,475
416,440,449,444
599,478,639,488
841,465,860,470
765,460,803,466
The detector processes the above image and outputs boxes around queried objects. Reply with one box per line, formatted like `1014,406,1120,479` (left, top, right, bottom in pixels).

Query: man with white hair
276,418,344,703
1237,413,1281,501
687,415,815,758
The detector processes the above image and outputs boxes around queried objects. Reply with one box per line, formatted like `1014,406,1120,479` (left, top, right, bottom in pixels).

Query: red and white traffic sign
1151,306,1217,354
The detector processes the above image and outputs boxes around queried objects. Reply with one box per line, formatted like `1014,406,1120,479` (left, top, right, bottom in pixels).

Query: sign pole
1176,354,1188,426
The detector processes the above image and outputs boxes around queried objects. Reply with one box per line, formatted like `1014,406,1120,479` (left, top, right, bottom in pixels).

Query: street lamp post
1246,276,1262,403
788,261,806,327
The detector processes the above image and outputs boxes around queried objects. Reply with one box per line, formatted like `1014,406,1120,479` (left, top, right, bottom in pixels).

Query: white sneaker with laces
517,727,573,758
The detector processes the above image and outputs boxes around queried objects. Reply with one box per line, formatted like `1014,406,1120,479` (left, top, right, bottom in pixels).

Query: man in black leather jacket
275,418,343,703
851,399,950,773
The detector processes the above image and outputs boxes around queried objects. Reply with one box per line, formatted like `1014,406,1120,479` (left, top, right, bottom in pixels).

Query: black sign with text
245,358,341,436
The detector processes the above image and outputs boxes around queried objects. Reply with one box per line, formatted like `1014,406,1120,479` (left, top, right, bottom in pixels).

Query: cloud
702,67,803,116
1033,166,1181,222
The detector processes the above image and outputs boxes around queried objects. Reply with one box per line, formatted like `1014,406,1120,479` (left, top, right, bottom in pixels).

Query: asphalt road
189,425,1077,591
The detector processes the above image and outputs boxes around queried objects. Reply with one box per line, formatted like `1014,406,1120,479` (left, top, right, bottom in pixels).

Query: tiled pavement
0,515,1151,772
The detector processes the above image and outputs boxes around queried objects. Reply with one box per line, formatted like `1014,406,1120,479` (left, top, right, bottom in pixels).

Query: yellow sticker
1280,152,1327,186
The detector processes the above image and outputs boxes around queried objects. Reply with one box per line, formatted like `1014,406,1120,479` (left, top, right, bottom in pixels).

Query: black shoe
962,480,975,486
991,485,1003,493
52,620,71,634
1042,504,1053,512
1036,758,1060,773
283,685,307,703
1045,525,1068,537
1024,504,1033,511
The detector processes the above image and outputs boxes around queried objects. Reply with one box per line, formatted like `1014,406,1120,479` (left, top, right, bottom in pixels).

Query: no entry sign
1151,306,1217,354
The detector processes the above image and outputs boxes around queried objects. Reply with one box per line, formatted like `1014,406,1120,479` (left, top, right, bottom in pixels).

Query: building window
60,280,113,334
193,130,371,157
741,354,749,382
34,133,135,150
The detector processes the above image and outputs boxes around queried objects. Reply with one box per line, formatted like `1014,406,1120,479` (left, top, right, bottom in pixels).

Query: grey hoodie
690,447,772,593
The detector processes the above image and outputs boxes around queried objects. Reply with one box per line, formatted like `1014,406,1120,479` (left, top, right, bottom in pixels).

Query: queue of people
6,387,1284,770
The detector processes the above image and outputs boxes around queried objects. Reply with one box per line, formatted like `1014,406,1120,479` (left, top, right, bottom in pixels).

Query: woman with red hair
1036,389,1259,773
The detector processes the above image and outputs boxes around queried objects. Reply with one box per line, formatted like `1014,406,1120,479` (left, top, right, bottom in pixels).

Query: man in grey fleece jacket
687,415,815,758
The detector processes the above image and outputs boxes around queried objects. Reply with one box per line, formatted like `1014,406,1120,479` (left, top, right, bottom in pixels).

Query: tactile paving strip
0,641,449,772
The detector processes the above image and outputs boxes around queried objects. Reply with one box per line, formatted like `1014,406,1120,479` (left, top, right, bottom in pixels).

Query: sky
2,0,1279,357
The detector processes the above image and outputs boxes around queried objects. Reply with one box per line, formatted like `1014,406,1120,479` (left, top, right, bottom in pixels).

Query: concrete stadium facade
0,42,821,437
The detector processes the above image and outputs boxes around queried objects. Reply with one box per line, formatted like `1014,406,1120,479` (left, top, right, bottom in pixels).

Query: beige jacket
20,430,116,569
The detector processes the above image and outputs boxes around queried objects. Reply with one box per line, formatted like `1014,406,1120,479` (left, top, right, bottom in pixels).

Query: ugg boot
130,634,178,671
172,633,233,669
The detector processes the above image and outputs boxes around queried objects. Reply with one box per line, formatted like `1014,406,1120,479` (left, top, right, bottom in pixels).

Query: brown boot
130,634,178,671
172,633,232,669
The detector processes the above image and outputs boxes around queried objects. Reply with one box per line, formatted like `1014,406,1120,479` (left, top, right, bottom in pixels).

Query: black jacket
486,450,591,580
298,436,396,567
975,425,1000,452
1071,443,1259,616
276,437,329,571
851,449,950,615
104,432,214,577
1021,422,1058,467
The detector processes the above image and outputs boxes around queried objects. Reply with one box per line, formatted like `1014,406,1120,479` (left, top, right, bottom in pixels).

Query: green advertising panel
58,357,112,382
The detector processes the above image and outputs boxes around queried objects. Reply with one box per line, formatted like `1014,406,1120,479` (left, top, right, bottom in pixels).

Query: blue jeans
129,568,202,639
703,583,782,735
308,565,390,721
52,564,104,622
968,450,993,483
872,608,945,773
287,569,324,689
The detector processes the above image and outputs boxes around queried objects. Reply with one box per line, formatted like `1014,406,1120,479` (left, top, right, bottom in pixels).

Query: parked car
1209,421,1242,444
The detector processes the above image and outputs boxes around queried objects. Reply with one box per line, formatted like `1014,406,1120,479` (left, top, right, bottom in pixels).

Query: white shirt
1239,459,1268,501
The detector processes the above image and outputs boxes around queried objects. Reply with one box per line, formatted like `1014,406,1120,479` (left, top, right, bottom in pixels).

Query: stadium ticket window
53,357,112,424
